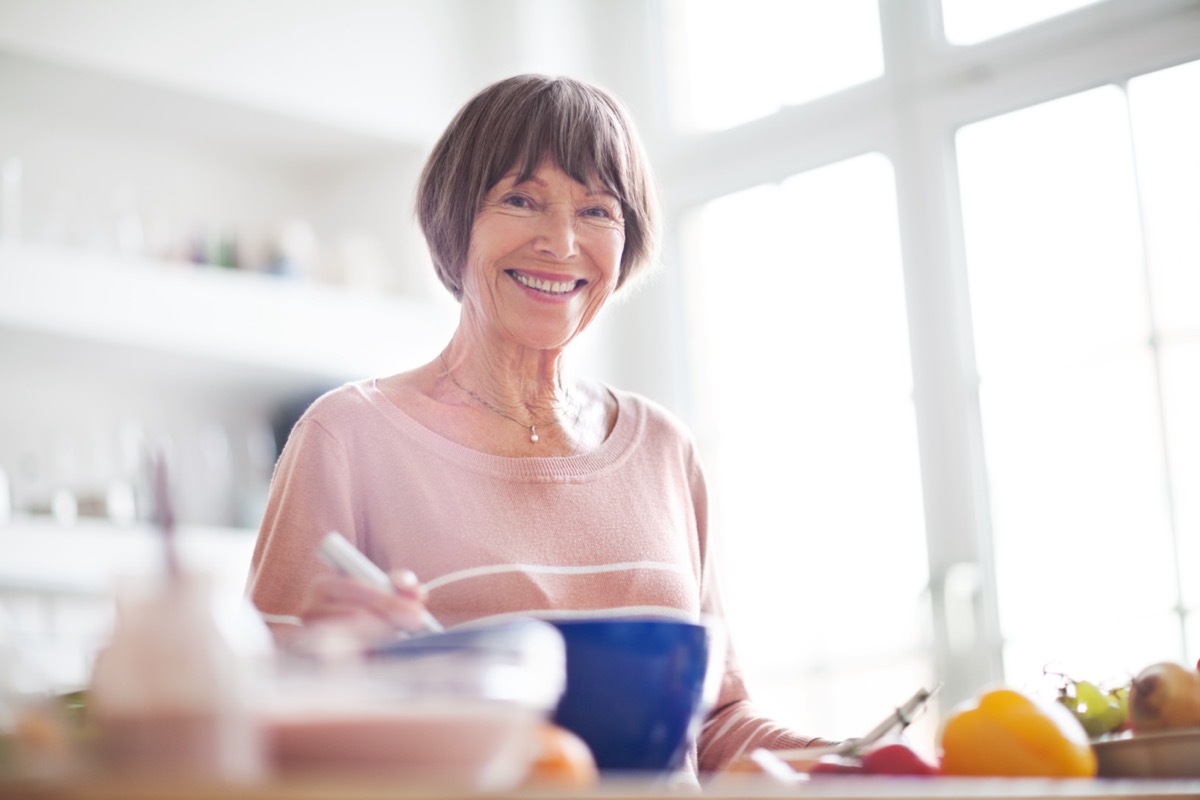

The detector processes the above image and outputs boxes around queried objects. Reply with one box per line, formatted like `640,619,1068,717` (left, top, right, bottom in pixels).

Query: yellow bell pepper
939,687,1097,777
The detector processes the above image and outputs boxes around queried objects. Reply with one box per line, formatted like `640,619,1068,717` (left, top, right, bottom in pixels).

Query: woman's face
459,158,625,352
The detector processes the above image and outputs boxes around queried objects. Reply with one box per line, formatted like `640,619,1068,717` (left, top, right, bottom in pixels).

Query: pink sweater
246,379,819,775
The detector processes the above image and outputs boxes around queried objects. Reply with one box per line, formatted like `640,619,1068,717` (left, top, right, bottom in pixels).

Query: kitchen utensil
316,531,443,634
151,451,179,580
755,684,941,765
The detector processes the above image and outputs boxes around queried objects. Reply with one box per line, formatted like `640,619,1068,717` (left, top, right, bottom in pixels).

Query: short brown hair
416,74,661,300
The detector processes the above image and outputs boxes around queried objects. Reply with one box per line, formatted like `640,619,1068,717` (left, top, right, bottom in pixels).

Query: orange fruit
524,722,599,789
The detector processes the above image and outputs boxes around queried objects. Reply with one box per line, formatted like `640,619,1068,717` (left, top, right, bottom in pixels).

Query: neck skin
440,306,577,431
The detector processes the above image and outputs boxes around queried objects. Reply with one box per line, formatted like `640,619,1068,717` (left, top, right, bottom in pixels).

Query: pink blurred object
264,703,544,788
258,619,566,789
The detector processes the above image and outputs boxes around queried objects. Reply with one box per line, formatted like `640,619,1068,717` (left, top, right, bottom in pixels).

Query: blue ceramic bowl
549,617,723,774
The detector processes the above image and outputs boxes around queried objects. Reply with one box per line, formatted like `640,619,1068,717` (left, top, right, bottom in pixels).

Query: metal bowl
1093,727,1200,778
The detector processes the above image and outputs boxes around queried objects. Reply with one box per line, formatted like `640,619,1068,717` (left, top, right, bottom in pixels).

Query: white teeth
511,271,578,294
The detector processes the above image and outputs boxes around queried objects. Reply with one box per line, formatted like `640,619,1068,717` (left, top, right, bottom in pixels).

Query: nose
533,203,578,260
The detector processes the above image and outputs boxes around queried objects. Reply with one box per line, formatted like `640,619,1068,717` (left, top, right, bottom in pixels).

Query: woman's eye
582,206,622,222
502,194,533,209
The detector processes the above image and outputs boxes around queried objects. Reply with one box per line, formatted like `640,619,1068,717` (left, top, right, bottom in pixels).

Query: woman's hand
299,568,434,641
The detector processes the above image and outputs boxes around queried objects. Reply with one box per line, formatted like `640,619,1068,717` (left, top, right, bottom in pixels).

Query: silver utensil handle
835,684,941,754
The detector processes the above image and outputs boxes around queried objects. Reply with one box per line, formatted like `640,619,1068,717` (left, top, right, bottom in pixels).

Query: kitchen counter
2,776,1199,800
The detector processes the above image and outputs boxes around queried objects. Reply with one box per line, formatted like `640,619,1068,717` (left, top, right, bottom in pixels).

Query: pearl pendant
530,426,539,443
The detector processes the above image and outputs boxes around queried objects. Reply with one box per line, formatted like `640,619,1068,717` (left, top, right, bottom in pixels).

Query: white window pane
942,0,1105,46
1187,613,1200,668
663,0,883,132
1129,59,1200,336
682,154,929,741
981,355,1176,645
1004,615,1182,688
1162,342,1200,610
959,73,1200,676
957,86,1149,378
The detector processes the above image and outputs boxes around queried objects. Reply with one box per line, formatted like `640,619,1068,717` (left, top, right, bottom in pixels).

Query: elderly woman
246,74,824,776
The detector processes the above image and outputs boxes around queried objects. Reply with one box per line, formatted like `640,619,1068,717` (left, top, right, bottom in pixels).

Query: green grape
1073,679,1106,709
1107,685,1130,731
1058,679,1124,738
1074,680,1116,737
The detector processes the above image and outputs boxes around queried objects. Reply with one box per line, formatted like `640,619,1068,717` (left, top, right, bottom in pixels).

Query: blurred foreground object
88,572,265,781
549,618,723,775
1128,662,1200,733
260,618,566,789
1093,728,1200,778
87,454,264,781
720,685,938,779
939,687,1096,777
523,722,599,789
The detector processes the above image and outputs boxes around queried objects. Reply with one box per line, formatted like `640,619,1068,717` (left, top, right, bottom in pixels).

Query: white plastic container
258,618,566,790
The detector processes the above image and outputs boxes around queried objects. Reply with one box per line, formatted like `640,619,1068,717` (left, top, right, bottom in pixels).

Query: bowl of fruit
1093,727,1200,778
1089,661,1200,778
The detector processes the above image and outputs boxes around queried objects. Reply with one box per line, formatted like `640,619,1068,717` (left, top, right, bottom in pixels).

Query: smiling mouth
508,270,583,295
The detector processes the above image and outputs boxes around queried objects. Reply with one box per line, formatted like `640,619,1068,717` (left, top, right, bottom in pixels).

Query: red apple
860,742,939,776
809,754,867,775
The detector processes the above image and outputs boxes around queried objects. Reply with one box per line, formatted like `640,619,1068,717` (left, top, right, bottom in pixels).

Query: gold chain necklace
439,352,541,443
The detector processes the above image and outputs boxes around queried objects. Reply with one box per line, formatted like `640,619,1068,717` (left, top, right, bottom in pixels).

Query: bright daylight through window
665,0,1200,750
941,0,1107,45
681,155,931,742
662,0,883,131
958,59,1200,682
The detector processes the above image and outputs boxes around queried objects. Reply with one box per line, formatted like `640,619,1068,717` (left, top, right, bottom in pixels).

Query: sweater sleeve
244,413,357,634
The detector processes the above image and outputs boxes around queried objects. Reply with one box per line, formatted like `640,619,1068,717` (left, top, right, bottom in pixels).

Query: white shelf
0,48,409,166
0,517,257,598
0,517,268,690
0,243,457,390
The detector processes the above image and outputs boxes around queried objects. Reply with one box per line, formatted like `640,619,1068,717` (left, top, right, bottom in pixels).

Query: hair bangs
496,84,631,205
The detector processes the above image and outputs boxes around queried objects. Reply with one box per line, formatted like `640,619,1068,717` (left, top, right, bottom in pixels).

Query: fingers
388,569,429,602
299,573,433,635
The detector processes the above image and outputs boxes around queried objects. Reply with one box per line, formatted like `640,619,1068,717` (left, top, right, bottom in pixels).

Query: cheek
599,234,625,283
458,247,495,308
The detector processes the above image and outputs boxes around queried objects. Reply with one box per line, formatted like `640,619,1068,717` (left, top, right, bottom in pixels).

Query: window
681,155,934,742
661,0,883,132
658,0,1200,749
956,61,1200,680
1129,63,1200,624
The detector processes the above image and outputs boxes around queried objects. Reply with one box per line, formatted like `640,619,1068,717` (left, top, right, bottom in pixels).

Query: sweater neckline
362,377,640,480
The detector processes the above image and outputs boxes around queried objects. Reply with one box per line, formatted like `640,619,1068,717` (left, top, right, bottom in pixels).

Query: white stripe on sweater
424,560,690,591
454,605,699,628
